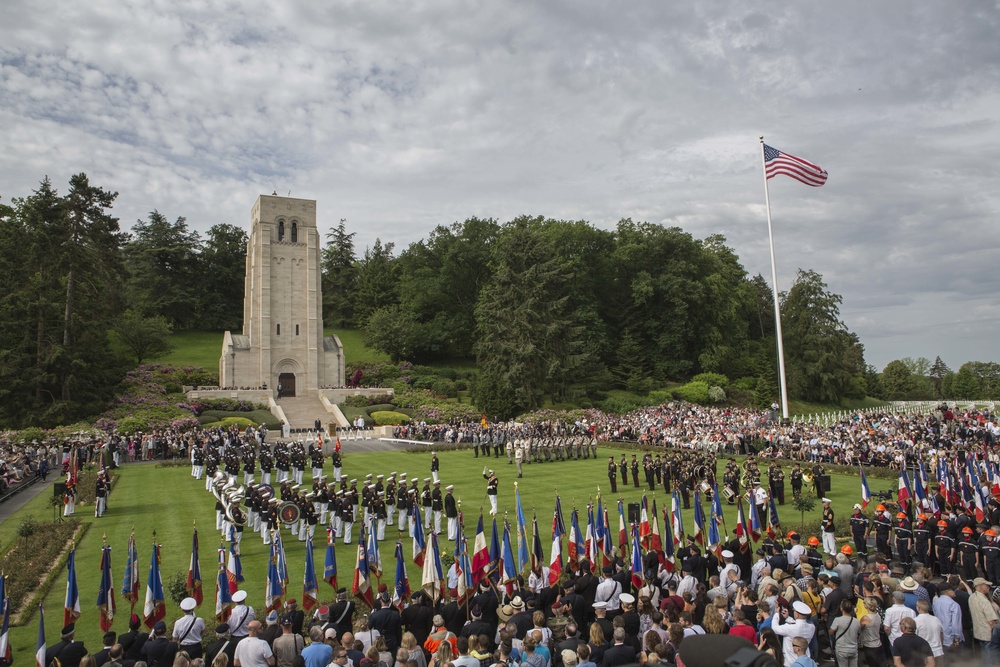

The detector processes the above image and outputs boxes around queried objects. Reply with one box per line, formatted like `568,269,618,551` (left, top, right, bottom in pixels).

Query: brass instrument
802,471,815,493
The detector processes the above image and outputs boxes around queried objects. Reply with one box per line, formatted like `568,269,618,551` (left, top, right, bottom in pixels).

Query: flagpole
760,136,790,421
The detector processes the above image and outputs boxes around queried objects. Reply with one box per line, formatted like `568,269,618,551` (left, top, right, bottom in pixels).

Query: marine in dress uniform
484,468,499,515
445,486,458,540
607,457,618,493
430,452,440,484
790,465,803,499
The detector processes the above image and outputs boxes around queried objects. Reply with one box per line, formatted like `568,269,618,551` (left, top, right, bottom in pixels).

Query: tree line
0,175,246,427
0,175,884,426
327,216,868,417
873,357,1000,401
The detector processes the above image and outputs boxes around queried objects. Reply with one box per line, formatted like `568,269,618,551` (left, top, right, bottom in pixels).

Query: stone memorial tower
219,195,344,394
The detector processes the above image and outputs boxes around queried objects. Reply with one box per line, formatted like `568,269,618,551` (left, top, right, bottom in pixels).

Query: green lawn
1,447,874,654
161,330,225,371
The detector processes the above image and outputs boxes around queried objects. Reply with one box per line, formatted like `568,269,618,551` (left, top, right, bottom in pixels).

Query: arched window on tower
291,221,298,243
278,220,285,241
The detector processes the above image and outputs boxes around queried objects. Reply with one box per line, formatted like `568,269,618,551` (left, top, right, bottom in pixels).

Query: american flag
764,144,828,187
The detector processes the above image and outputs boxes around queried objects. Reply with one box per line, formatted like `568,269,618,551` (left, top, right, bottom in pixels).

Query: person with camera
772,600,816,667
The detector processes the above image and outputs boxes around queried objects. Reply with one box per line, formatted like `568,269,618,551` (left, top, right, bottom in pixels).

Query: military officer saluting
608,457,618,493
483,468,499,515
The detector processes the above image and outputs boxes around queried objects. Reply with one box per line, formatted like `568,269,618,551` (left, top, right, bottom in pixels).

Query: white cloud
2,0,999,370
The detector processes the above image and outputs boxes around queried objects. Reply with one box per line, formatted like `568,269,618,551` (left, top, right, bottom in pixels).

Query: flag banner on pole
187,529,203,606
367,518,382,580
661,507,675,571
36,605,46,667
266,540,285,612
692,491,705,545
671,490,684,546
472,513,490,584
630,522,643,590
412,505,426,567
734,498,751,553
639,496,652,549
143,542,165,629
215,547,233,622
601,508,613,567
0,599,11,665
274,532,289,593
457,536,474,605
353,525,375,608
324,528,338,590
763,144,828,187
64,548,81,627
768,495,780,539
393,541,411,607
898,467,913,503
487,517,501,583
224,541,243,594
303,533,319,611
121,532,139,610
585,504,597,569
617,500,627,555
748,498,763,543
500,521,518,594
515,484,529,572
98,543,117,631
649,498,662,552
567,510,584,570
531,514,544,573
549,498,564,586
860,467,872,510
421,529,444,603
594,496,605,558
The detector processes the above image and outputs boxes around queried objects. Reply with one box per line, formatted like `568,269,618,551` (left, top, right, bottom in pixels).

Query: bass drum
278,501,301,524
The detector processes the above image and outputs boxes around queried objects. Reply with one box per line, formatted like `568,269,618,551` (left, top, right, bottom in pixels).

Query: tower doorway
278,373,296,397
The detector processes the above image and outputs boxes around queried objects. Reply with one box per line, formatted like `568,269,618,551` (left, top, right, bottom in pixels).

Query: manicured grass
1,448,881,653
326,328,390,365
161,330,225,371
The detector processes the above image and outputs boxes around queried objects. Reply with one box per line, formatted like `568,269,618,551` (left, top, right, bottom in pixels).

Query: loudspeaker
54,481,67,497
628,502,640,524
817,475,831,495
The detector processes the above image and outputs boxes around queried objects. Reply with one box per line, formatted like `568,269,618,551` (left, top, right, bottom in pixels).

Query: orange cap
918,514,928,520
897,512,907,519
876,504,886,512
986,530,997,536
937,520,949,527
962,527,974,534
808,536,820,547
840,544,853,555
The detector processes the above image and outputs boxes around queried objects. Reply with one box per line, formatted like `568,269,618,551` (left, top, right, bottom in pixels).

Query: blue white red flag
393,541,411,607
64,548,81,627
303,533,319,612
187,529,203,606
860,467,872,510
36,604,46,667
353,525,374,608
121,532,139,610
325,528,338,590
215,547,233,622
98,543,116,631
143,542,165,629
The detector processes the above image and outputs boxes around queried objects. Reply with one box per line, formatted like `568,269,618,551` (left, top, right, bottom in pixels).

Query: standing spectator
966,577,1000,663
913,601,943,665
891,618,933,667
829,599,861,667
884,592,916,649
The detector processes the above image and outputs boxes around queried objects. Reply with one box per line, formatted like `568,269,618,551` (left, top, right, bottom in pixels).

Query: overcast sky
2,2,998,371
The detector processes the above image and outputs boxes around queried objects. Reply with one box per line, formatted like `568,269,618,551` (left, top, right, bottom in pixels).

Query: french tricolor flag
860,467,871,510
897,467,912,504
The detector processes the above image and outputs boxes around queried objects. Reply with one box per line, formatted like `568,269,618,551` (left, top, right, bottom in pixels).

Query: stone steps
275,395,332,429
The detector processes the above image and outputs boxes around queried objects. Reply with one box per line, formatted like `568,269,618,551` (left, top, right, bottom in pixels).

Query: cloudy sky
2,1,998,371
